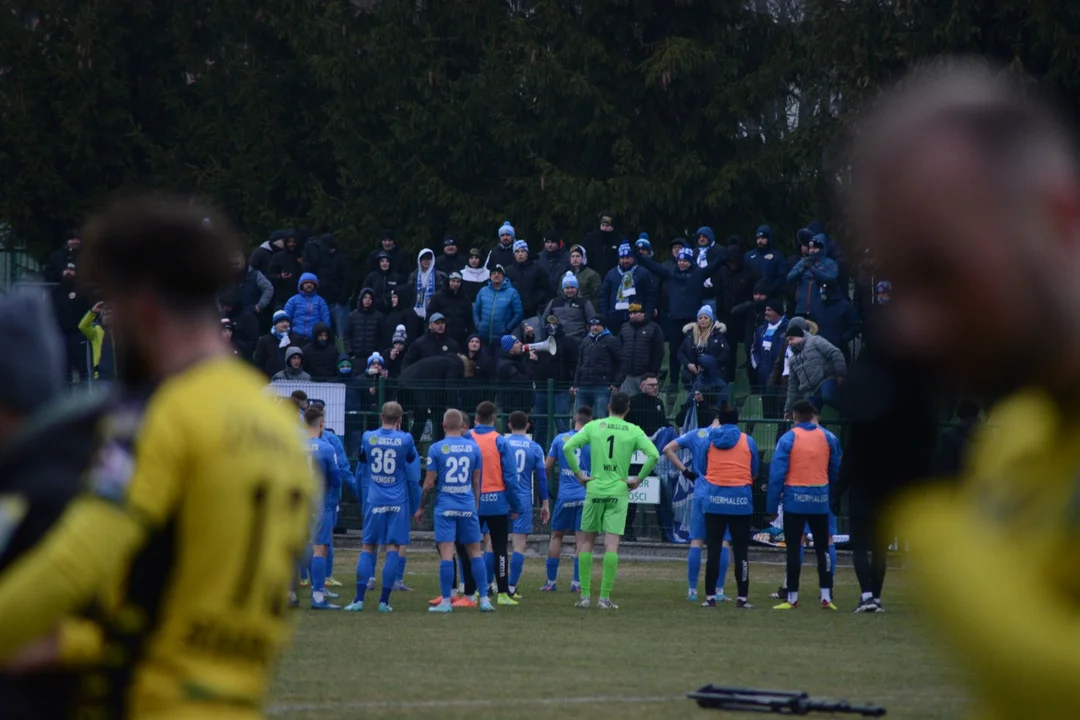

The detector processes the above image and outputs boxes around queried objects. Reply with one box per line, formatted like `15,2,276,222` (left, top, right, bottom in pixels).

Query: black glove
682,469,699,481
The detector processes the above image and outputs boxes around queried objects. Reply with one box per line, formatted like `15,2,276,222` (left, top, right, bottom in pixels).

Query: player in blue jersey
305,407,342,609
504,411,550,599
540,406,593,592
344,402,420,613
417,409,495,613
661,407,733,602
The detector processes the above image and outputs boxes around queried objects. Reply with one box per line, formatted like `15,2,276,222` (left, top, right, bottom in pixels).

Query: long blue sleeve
326,433,355,501
826,432,843,486
499,436,524,514
323,445,341,496
472,290,483,331
507,290,524,333
406,455,422,514
747,436,761,479
534,446,549,501
786,261,804,283
318,297,331,326
284,295,299,323
809,258,839,282
638,254,673,280
766,432,794,514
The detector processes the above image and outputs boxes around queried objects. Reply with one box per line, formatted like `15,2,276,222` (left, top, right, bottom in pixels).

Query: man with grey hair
850,57,1080,716
0,292,112,716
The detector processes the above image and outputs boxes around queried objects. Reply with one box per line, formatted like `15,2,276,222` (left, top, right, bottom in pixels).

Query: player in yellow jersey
851,58,1080,719
0,197,316,718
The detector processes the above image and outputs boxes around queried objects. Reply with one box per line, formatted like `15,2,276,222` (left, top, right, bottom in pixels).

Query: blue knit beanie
697,305,715,322
500,335,518,353
561,272,579,290
498,221,515,239
513,239,528,253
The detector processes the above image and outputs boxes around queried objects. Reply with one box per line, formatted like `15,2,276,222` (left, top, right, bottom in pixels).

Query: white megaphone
522,336,557,356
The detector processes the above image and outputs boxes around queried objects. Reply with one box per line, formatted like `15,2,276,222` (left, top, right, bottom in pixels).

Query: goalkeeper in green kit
562,391,660,609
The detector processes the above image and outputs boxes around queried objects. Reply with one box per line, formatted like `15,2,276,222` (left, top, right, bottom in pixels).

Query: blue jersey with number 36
428,439,482,511
549,431,588,503
359,428,418,507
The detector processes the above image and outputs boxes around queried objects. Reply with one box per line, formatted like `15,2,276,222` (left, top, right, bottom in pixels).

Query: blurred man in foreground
0,197,315,718
852,58,1080,718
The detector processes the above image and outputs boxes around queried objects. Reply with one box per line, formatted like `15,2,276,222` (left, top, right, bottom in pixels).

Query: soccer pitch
269,550,967,720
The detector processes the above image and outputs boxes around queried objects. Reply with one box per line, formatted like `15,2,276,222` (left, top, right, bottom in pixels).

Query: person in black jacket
345,288,383,362
253,310,304,378
496,334,534,413
218,290,260,361
936,399,982,476
395,353,474,443
486,221,518,272
302,322,340,381
527,315,579,451
382,326,409,379
51,262,92,381
503,240,551,319
382,288,422,349
713,242,761,380
304,234,353,339
581,212,625,280
360,251,402,314
460,334,495,413
537,229,572,296
266,232,303,311
42,230,81,284
364,229,403,277
571,317,621,419
403,313,461,369
435,236,467,275
677,305,732,408
248,230,285,276
427,272,476,347
616,302,666,394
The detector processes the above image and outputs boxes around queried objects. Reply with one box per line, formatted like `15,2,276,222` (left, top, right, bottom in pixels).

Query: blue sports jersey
466,426,523,516
674,427,714,500
505,434,550,502
323,430,354,502
548,431,588,502
307,436,341,509
428,438,483,511
359,428,421,514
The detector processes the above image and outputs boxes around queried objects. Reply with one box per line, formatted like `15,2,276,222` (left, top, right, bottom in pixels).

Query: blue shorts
434,508,482,545
803,512,838,540
511,491,532,534
313,508,335,546
551,498,584,533
362,506,411,546
690,498,732,542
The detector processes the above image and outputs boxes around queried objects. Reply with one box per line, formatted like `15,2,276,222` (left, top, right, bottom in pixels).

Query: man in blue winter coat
787,235,839,316
810,282,861,358
744,226,788,296
473,264,524,354
599,243,653,335
284,272,332,341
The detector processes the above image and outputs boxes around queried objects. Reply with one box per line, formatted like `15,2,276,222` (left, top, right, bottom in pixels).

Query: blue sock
439,560,454,601
546,557,560,583
687,546,702,591
484,552,495,588
470,556,488,596
828,545,837,579
798,545,804,569
311,556,327,594
397,557,407,584
573,556,580,583
718,546,730,592
509,552,525,589
355,551,374,602
380,551,399,605
326,544,335,578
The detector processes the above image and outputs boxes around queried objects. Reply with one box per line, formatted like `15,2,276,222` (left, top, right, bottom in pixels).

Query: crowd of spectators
44,215,886,448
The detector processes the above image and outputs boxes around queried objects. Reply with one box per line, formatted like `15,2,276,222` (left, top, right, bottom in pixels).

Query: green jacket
571,266,602,306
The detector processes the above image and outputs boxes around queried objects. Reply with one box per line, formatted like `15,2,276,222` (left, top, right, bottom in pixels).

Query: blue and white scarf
414,252,436,318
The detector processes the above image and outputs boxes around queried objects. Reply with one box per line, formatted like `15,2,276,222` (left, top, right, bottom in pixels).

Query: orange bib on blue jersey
786,426,829,487
472,431,505,493
705,433,753,487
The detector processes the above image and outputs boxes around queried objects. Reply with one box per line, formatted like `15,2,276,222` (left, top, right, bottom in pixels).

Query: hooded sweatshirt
743,225,788,296
272,346,312,382
702,424,759,515
406,249,446,319
693,227,725,297
346,289,384,359
460,260,491,301
302,322,340,380
787,234,839,316
283,272,331,340
248,232,283,275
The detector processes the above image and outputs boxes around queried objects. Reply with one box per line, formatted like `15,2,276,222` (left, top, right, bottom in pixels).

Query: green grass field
269,550,967,720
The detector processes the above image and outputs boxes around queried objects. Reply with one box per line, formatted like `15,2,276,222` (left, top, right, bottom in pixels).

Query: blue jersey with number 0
359,428,418,507
428,439,482,511
549,431,588,502
505,434,549,501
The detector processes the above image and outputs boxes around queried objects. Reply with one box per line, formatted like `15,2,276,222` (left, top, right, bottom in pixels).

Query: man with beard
266,228,303,310
0,197,314,718
304,234,353,340
743,226,787,297
435,236,467,275
616,303,665,395
365,229,402,276
847,59,1080,715
537,229,572,294
599,243,653,336
487,221,518,272
51,262,92,381
302,323,340,381
43,230,81,284
539,273,596,341
403,313,461,368
582,212,626,277
427,272,476,347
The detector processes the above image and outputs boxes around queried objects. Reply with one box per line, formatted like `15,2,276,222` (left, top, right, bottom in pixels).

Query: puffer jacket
283,272,331,340
784,334,848,413
786,234,839,316
573,330,621,387
538,293,595,340
503,258,552,319
472,278,524,346
617,319,666,384
301,323,340,380
345,289,384,359
427,285,476,346
677,321,731,386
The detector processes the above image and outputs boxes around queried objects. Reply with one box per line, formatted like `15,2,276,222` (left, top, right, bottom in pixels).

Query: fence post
546,378,555,437
377,375,385,408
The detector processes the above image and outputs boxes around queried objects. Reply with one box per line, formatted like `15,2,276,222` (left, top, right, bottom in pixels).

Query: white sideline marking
268,694,685,714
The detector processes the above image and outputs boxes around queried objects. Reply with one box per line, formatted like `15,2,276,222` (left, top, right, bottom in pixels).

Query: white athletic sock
873,597,882,604
718,586,725,597
821,588,832,602
787,591,798,604
861,591,872,601
313,591,325,604
508,585,517,594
